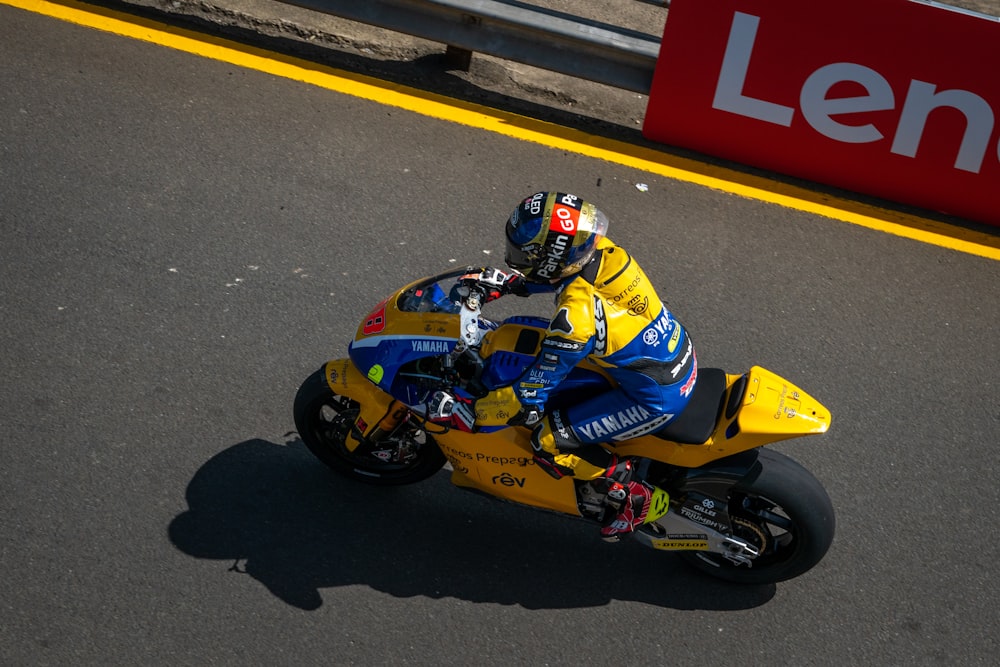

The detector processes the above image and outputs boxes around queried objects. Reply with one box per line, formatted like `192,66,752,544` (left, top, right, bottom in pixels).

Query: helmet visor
504,242,536,273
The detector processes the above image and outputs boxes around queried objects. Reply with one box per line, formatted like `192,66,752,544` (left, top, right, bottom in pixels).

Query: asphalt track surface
2,3,999,665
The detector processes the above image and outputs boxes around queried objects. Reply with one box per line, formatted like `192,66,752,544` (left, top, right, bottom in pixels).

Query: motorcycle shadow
168,437,776,611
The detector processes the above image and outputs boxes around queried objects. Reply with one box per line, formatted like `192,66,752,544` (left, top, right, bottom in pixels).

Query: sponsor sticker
650,538,710,551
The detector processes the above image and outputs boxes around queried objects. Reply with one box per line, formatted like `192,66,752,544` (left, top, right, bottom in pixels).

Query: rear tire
678,448,835,584
293,367,445,485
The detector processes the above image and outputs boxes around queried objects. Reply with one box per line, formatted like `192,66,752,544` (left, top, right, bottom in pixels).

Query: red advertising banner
643,0,1000,227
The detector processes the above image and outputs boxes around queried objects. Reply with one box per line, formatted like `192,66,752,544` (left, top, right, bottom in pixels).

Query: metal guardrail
281,0,666,93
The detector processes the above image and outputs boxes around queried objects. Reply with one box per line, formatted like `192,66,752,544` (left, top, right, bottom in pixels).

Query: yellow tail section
738,366,831,442
614,366,831,468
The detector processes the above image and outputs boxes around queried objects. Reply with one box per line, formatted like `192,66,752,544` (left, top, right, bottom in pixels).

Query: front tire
293,367,446,485
678,448,835,584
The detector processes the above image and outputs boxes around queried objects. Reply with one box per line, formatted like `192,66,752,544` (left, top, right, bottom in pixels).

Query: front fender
323,358,391,405
321,358,399,451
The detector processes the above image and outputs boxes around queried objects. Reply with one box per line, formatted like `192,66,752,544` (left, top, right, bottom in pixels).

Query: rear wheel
678,448,835,584
293,367,445,485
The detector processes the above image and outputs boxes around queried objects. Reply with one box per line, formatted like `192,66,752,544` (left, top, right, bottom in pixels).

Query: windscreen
396,270,469,314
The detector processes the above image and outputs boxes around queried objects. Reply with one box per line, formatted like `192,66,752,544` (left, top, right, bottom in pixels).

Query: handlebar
457,284,485,348
452,265,526,351
451,268,512,349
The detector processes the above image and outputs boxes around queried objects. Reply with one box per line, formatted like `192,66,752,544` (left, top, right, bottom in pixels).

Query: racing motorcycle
294,268,835,584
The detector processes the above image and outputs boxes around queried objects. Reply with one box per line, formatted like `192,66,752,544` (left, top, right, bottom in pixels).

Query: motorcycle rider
482,191,699,542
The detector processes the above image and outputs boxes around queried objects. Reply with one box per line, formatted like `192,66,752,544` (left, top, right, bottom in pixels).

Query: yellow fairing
323,358,402,452
323,357,580,514
478,322,543,358
353,275,461,353
614,366,831,468
436,429,580,515
323,351,828,509
473,386,521,426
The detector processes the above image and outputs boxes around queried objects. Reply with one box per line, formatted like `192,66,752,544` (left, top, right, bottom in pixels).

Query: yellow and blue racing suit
518,237,697,480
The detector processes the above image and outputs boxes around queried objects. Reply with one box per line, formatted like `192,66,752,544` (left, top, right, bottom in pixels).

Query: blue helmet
504,192,609,282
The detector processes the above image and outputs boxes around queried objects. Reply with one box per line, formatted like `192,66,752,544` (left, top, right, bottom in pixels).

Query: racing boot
599,455,634,486
595,456,653,542
600,479,653,542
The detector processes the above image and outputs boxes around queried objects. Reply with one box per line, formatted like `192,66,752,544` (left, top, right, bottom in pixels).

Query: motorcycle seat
654,368,727,445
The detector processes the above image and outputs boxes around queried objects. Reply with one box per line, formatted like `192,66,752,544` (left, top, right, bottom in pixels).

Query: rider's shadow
168,438,776,611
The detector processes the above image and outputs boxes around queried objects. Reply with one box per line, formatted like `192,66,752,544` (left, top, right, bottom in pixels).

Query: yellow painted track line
6,0,1000,261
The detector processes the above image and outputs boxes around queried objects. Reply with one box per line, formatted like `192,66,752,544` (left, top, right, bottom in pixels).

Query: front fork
347,399,419,463
324,358,418,461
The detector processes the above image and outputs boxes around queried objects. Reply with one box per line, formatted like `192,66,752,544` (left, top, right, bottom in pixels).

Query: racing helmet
504,192,609,282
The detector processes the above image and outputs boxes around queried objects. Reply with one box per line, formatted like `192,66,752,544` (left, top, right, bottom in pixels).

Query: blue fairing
349,336,456,394
348,283,610,415
480,350,535,389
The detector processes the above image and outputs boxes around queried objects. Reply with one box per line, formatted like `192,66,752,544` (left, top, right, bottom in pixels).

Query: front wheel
678,448,836,584
293,367,446,485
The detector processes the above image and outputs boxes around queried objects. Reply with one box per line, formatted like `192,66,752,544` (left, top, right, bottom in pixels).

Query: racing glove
471,267,530,302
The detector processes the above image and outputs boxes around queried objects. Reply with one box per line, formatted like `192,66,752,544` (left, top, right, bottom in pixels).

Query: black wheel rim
693,492,800,570
730,492,798,568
